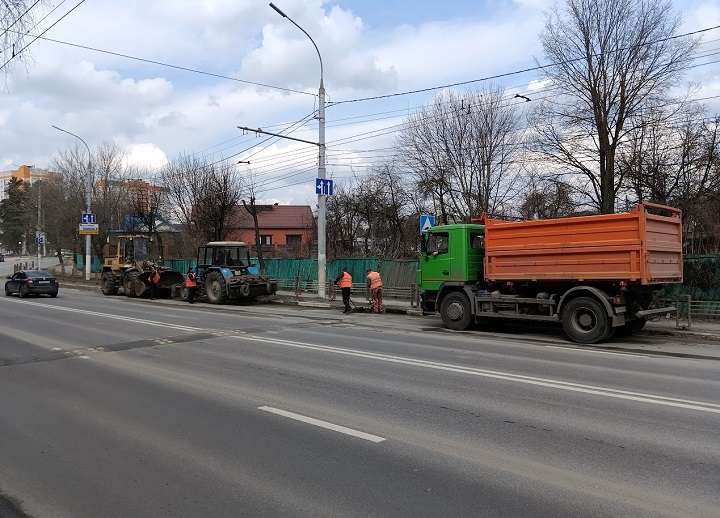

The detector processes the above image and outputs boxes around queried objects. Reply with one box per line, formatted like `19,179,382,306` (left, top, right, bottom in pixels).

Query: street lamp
51,124,93,281
269,2,328,299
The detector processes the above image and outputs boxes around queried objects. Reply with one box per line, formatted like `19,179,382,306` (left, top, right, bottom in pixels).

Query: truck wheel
205,272,226,304
561,296,609,344
440,291,473,331
100,272,119,295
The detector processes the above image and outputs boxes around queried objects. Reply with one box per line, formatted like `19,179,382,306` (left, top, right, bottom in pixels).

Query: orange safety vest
185,273,197,288
338,272,353,288
367,271,383,289
151,271,161,284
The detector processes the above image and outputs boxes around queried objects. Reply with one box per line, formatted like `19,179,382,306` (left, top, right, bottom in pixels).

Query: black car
0,253,4,262
5,270,59,298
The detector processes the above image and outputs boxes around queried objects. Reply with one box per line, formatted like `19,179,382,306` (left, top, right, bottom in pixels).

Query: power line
0,0,69,56
2,27,317,96
0,0,87,72
329,24,720,106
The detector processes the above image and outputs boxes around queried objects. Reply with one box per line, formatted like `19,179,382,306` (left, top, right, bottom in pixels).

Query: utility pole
36,180,41,270
269,2,327,299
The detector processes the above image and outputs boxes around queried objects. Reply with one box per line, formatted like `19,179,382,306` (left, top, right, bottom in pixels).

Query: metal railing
283,277,420,307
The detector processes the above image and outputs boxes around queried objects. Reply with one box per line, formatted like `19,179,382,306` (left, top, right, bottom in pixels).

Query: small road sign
79,223,99,235
419,214,436,234
81,213,96,224
315,178,334,196
35,232,45,245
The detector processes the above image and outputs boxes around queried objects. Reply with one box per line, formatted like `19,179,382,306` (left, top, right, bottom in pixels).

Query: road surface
0,287,718,517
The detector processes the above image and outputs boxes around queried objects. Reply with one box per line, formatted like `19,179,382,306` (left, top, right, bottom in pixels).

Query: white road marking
0,298,202,332
258,406,386,443
241,336,720,415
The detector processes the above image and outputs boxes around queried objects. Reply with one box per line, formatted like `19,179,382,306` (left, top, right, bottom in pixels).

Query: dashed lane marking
258,406,386,443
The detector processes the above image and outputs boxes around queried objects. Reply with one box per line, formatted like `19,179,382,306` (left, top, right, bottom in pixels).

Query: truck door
422,231,451,290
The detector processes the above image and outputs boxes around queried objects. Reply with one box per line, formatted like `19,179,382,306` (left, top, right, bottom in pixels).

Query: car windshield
26,271,52,278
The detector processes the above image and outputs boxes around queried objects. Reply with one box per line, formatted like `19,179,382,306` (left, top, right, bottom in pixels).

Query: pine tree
0,177,33,253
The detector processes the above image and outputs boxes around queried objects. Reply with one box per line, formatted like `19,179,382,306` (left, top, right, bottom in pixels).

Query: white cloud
123,143,169,171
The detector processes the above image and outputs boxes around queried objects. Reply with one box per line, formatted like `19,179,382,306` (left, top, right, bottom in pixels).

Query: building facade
0,165,56,200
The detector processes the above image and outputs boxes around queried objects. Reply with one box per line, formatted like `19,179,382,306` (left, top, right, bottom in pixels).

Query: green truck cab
418,224,484,313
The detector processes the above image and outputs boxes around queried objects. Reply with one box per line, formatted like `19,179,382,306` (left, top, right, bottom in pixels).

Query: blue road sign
81,213,96,224
419,214,436,234
315,178,334,196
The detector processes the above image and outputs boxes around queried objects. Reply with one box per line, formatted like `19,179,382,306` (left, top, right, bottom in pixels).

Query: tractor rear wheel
205,271,227,304
101,272,119,295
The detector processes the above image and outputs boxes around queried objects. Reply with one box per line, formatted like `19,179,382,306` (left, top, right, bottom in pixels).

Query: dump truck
100,234,184,298
194,241,277,304
418,203,683,344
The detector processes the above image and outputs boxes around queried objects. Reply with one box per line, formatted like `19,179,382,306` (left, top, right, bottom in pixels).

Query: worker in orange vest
149,267,161,300
334,269,353,313
185,268,197,304
366,268,384,313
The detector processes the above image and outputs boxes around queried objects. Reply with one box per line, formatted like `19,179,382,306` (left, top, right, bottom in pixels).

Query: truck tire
561,296,610,344
440,291,473,331
205,271,227,304
100,272,119,295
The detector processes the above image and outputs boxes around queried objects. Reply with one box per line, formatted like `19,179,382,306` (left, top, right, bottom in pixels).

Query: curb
270,296,412,314
58,281,99,292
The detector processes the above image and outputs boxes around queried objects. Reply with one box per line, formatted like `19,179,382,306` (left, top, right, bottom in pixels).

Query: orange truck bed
482,203,683,285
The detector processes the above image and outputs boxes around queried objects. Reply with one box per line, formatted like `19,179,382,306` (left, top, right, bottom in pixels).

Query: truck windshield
427,232,449,255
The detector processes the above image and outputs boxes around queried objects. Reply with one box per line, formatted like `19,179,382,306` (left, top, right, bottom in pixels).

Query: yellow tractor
100,234,183,298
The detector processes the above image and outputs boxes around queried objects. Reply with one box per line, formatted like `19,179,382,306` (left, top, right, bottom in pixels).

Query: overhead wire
328,24,720,106
0,0,87,72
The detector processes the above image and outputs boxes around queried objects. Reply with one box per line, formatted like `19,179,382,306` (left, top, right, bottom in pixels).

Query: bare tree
161,154,243,246
0,1,48,81
519,172,578,220
533,0,697,213
618,105,720,252
401,87,522,221
241,170,265,274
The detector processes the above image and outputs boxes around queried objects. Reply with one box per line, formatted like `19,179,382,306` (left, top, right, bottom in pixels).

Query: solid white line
0,298,202,332
258,406,386,443
240,336,720,415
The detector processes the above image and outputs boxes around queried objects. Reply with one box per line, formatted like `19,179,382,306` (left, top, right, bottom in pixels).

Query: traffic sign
35,231,45,245
81,213,96,224
419,214,435,234
315,178,334,196
79,223,99,235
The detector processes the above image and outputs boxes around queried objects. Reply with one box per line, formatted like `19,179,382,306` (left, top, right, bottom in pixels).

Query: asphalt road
0,287,718,517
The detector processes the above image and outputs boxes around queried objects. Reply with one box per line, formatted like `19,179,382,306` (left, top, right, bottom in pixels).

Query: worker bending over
366,268,384,313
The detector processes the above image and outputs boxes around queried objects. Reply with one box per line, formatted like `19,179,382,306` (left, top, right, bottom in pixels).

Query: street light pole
51,125,92,281
269,2,327,299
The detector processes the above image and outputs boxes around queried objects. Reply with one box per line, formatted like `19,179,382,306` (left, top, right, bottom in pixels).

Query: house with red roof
227,204,315,257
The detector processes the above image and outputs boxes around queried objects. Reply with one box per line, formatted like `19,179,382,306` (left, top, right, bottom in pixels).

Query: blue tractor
195,241,277,304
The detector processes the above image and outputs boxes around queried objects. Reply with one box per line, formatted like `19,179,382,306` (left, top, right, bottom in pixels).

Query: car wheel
50,291,58,298
19,285,28,298
4,286,11,297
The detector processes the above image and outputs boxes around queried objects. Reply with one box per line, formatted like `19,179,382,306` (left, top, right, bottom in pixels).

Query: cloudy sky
1,0,719,204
